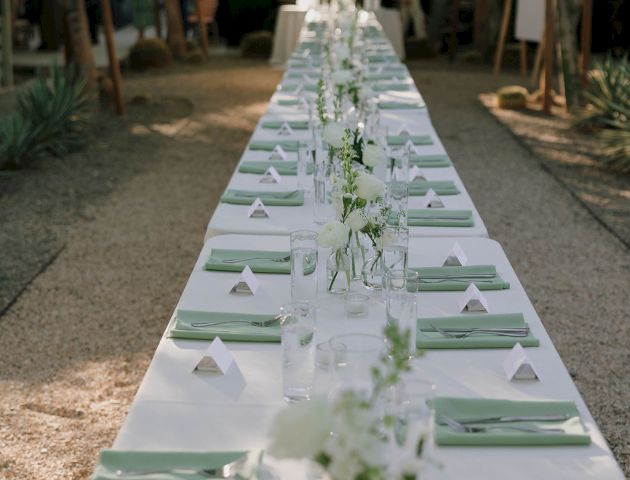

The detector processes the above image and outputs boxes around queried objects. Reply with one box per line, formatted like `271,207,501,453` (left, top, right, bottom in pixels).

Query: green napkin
238,161,313,176
281,83,318,93
220,189,304,206
277,99,304,106
366,73,399,81
406,209,474,227
408,180,459,196
433,397,591,446
409,265,509,291
387,134,433,146
378,101,424,110
204,248,291,274
248,140,300,152
372,83,411,92
368,54,398,63
417,313,538,349
91,450,248,480
170,310,281,342
287,72,321,80
409,154,452,168
261,120,310,130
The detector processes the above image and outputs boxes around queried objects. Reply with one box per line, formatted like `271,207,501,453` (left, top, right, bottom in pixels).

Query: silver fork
115,457,245,478
439,414,565,434
191,314,284,328
420,278,495,284
221,255,290,264
236,190,298,199
432,324,529,338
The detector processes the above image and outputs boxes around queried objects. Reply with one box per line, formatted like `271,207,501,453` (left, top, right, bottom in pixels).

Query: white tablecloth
270,6,309,66
374,8,405,59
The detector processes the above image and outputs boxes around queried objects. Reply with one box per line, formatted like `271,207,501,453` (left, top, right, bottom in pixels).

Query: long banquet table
107,11,624,480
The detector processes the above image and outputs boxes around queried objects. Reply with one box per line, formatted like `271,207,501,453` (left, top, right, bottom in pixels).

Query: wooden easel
101,0,125,115
493,0,528,77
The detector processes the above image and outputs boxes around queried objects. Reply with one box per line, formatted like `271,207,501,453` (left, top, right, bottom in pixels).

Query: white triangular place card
409,166,426,182
247,198,271,219
229,265,261,296
398,124,411,136
193,337,235,374
443,242,468,266
259,166,282,184
294,83,304,96
422,188,444,208
458,283,489,313
277,122,294,137
503,343,540,381
404,139,418,155
269,145,287,160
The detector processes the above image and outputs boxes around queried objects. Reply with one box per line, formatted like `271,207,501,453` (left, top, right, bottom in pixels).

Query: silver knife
440,414,571,425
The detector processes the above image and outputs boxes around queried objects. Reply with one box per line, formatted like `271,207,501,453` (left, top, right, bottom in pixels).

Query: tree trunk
164,0,186,59
555,0,581,111
62,0,97,88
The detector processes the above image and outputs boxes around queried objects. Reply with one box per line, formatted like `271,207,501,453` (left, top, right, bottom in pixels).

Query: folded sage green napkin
91,450,248,480
433,397,591,446
378,101,424,110
238,161,313,176
281,83,318,93
409,154,452,168
368,54,399,63
170,310,281,342
408,180,459,196
220,189,304,206
416,313,538,349
287,72,321,80
204,248,291,274
406,209,474,227
372,83,411,92
365,73,399,81
277,98,304,106
261,120,310,130
387,134,433,146
248,140,300,152
409,265,509,291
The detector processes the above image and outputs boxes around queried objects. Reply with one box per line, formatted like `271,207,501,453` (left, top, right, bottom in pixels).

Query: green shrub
129,38,173,70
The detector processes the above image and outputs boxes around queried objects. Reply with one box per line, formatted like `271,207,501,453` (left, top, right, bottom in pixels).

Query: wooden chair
188,0,219,45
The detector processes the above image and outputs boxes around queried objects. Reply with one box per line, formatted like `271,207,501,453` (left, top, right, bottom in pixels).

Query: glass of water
313,161,334,224
385,181,409,227
382,226,409,273
290,230,318,302
385,276,418,359
297,143,313,194
281,301,317,402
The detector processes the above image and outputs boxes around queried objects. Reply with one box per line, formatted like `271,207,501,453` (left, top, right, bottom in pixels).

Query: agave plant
0,113,45,168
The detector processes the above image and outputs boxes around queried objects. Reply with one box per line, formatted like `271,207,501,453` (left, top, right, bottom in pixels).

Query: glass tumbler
297,143,313,193
290,230,318,302
281,302,317,403
385,285,418,359
385,181,409,227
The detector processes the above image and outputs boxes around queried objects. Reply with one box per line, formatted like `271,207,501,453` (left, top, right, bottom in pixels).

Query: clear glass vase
362,247,384,291
349,232,367,281
326,247,351,294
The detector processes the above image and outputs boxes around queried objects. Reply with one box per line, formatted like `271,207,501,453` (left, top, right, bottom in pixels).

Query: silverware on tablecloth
440,414,571,425
419,278,496,284
191,314,284,329
221,255,290,264
418,273,497,279
235,190,298,199
114,456,246,478
439,415,565,435
431,324,529,339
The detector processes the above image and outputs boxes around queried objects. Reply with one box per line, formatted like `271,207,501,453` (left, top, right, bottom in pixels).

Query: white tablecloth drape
270,6,309,66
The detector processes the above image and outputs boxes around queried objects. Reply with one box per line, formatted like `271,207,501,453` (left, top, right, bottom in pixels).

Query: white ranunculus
331,69,354,85
268,396,333,459
322,122,346,149
356,172,385,202
362,144,385,167
345,209,368,231
318,220,350,248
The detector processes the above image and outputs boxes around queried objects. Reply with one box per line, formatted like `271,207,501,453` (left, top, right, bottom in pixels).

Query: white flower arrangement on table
268,323,426,480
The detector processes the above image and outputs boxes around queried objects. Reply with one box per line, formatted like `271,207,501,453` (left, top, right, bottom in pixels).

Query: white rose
345,209,368,231
318,220,350,248
331,69,354,86
268,396,333,459
322,122,346,149
362,144,385,167
356,172,385,202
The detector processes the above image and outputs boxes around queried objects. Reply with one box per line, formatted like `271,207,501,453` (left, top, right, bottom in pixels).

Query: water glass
313,161,334,224
281,302,317,402
384,269,419,293
385,288,418,359
290,230,318,302
386,150,409,183
385,181,409,227
297,143,313,193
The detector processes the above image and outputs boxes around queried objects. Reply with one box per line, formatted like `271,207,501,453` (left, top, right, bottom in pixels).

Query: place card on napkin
503,343,540,381
458,284,489,312
194,337,235,374
398,124,411,136
229,265,260,295
408,166,426,182
277,122,294,137
404,139,418,155
247,198,270,218
443,243,467,266
259,166,282,184
422,188,445,208
269,145,287,160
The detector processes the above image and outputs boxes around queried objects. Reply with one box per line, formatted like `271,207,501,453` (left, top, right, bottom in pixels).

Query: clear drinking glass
385,285,418,359
328,333,385,397
297,143,313,193
385,181,409,227
387,150,409,183
281,302,317,402
384,269,419,293
290,230,318,302
313,161,334,224
382,225,409,273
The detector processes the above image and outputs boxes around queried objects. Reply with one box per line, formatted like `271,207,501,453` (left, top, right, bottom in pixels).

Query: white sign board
515,0,545,42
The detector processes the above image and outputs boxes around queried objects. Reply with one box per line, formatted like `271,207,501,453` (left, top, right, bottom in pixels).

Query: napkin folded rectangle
406,209,474,227
416,313,538,349
387,134,433,146
409,154,452,168
170,310,281,342
220,189,304,206
261,120,310,130
287,72,321,80
409,265,509,290
204,248,291,274
433,397,591,446
368,54,399,63
408,180,460,196
378,101,425,110
366,73,400,81
372,83,411,92
276,99,304,106
91,450,248,480
280,83,318,93
248,140,300,152
238,161,313,176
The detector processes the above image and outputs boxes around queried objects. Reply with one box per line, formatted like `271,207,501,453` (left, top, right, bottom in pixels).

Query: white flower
362,143,385,167
345,209,368,231
318,220,350,247
268,397,333,459
322,122,346,149
331,69,354,86
356,172,385,202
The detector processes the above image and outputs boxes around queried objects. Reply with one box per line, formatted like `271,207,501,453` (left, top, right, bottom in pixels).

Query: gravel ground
0,57,628,479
